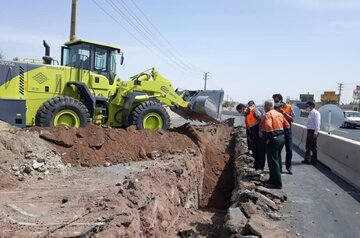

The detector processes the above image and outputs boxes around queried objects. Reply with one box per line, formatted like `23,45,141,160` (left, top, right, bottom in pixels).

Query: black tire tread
35,96,90,128
130,101,170,130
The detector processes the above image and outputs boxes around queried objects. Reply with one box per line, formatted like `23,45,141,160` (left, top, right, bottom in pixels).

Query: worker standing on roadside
236,103,252,154
272,94,295,175
236,101,263,170
246,101,265,170
302,101,321,165
261,99,290,189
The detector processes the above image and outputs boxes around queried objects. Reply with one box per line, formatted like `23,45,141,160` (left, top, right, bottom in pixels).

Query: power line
91,0,186,74
105,0,192,73
127,0,202,74
112,0,201,73
117,0,199,73
92,0,199,76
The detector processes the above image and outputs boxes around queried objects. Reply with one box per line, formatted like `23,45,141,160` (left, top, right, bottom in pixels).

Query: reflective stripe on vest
261,110,290,137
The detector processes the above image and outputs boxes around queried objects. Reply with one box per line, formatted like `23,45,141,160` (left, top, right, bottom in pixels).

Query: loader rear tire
35,96,90,128
130,101,170,131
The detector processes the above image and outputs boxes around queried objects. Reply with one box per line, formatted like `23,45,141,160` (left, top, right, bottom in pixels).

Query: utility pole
70,0,78,41
338,83,344,105
203,72,209,90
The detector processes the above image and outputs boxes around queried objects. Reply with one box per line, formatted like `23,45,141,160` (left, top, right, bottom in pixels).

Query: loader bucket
171,90,224,122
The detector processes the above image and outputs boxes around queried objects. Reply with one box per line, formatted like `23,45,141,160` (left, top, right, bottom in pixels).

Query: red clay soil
31,122,235,209
174,123,234,209
30,124,198,167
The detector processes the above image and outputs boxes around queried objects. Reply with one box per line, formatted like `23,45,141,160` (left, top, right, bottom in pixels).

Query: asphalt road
280,149,360,238
331,127,360,141
295,116,360,142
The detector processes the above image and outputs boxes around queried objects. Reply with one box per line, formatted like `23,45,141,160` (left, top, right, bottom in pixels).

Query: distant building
300,93,314,102
286,98,300,105
321,91,339,105
297,93,315,109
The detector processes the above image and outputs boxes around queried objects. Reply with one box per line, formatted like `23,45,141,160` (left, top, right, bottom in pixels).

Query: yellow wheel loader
0,39,223,130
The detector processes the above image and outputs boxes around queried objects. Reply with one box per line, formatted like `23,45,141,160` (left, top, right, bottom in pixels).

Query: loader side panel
0,60,42,100
25,65,70,126
0,99,26,128
0,61,41,127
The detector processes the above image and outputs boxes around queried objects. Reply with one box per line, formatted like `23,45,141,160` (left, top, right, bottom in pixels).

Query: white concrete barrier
292,123,360,190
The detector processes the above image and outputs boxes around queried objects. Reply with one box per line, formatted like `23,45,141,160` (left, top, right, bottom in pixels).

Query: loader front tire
130,101,170,131
35,96,90,128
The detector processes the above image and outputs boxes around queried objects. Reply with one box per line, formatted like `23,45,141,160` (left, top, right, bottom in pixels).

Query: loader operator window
65,44,90,70
109,52,117,84
94,48,108,72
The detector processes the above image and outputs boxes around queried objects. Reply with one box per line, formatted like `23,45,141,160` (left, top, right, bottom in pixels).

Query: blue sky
1,0,359,104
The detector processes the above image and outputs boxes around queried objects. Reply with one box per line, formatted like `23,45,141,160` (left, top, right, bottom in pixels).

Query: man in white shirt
302,101,321,165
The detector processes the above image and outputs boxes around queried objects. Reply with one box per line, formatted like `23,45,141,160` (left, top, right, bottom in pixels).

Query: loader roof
64,39,121,52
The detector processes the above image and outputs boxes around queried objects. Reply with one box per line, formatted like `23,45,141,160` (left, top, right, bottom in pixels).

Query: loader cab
61,39,123,85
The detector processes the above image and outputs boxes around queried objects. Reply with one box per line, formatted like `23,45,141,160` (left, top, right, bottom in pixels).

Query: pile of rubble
0,121,65,183
221,127,295,238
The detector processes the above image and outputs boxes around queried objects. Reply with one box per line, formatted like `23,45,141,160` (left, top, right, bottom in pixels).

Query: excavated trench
173,122,236,210
173,122,236,237
33,121,237,212
0,121,240,237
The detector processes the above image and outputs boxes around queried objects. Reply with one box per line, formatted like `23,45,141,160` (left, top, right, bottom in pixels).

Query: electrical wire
120,0,202,74
107,0,200,75
91,0,185,73
91,0,201,77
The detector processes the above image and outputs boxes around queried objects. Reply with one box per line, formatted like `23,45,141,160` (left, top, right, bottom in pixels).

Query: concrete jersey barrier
292,123,360,191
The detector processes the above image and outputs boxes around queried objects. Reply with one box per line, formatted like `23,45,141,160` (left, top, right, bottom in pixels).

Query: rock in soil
247,214,296,238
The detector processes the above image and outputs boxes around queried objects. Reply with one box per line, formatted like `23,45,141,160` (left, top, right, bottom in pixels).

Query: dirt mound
0,121,239,237
174,123,234,209
30,122,235,209
33,124,198,167
0,121,64,184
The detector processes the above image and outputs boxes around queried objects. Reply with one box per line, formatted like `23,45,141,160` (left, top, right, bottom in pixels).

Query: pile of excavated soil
32,124,198,167
3,119,236,210
174,123,234,209
0,121,240,237
36,122,235,209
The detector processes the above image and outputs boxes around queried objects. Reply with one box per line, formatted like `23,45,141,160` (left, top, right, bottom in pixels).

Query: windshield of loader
63,42,120,85
64,43,90,69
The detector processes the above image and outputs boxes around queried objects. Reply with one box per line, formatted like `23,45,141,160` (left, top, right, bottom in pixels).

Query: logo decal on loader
33,72,49,84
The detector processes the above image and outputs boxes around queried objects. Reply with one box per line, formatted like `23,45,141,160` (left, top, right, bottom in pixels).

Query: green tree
0,50,3,59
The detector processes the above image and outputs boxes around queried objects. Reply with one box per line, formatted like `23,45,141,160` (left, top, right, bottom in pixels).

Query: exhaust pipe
43,40,50,56
42,40,52,64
